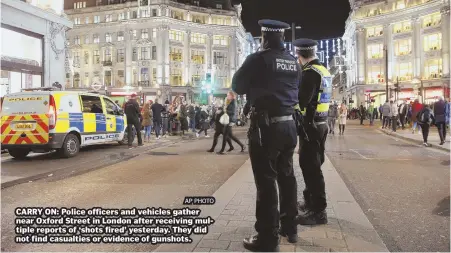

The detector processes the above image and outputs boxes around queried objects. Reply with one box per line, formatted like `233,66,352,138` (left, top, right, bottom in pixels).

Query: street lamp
411,78,424,104
287,23,302,54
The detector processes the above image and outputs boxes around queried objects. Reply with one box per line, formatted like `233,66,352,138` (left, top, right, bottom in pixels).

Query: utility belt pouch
249,114,262,146
258,111,270,128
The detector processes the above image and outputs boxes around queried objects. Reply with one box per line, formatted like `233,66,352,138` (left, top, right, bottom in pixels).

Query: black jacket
433,100,446,123
151,103,164,122
124,99,140,121
226,99,237,123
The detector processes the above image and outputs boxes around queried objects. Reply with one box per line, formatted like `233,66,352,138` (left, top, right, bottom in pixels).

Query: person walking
390,100,398,132
382,100,391,129
124,94,143,148
188,103,196,133
294,38,331,227
207,105,233,152
379,104,383,121
411,99,423,134
232,20,299,252
179,101,189,135
217,91,245,155
338,103,347,135
367,103,375,126
359,103,366,125
196,105,210,138
398,100,408,130
327,102,338,134
417,104,435,147
151,98,164,140
141,101,153,142
433,97,447,145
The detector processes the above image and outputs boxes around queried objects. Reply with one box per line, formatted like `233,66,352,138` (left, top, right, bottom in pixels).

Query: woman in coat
141,101,153,142
338,103,347,135
217,91,245,154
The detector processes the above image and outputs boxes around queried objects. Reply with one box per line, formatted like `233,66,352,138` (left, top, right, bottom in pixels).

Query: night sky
234,0,351,40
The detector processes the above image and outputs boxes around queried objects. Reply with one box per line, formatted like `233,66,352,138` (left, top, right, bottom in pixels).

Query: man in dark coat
433,97,447,145
124,94,143,147
151,99,164,139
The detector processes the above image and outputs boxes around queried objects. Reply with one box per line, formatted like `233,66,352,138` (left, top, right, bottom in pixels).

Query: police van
1,88,129,159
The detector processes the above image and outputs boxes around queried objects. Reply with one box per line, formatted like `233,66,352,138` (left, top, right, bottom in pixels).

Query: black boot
279,230,298,243
296,210,328,225
297,200,310,213
243,234,279,252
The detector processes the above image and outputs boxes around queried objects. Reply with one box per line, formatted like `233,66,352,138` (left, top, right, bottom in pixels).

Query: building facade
1,0,72,97
64,0,249,104
342,0,450,107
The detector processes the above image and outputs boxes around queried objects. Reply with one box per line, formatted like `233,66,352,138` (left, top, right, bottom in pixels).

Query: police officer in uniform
293,39,332,225
232,20,301,252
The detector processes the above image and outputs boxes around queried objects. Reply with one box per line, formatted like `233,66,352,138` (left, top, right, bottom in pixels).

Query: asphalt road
1,128,249,252
326,121,450,252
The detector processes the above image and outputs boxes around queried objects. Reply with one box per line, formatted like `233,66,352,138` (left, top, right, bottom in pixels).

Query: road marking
350,149,371,160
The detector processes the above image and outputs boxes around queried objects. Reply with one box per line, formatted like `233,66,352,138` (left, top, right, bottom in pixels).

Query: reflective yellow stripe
107,115,116,132
56,112,70,133
302,64,332,116
83,113,96,132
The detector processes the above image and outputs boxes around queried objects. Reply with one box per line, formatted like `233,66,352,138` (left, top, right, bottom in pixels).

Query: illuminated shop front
0,0,72,97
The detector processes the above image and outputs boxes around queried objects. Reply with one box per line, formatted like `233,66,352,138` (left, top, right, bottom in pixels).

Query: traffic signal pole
384,46,389,102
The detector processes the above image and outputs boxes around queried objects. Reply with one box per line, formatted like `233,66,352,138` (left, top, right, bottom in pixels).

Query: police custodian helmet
258,19,290,33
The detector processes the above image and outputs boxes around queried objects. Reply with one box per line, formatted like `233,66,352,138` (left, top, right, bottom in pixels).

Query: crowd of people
120,92,247,153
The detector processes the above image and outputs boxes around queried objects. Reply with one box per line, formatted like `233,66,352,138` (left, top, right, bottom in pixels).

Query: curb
1,139,181,189
377,129,450,152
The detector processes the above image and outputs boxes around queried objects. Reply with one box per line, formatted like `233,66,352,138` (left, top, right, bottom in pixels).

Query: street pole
292,22,295,55
421,80,424,104
384,46,389,102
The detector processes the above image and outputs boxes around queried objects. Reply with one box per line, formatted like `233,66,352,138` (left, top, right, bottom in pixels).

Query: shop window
84,74,89,87
393,21,411,34
93,50,100,64
213,35,228,46
152,68,157,85
117,70,124,87
423,12,441,28
367,44,383,59
131,11,138,19
367,26,383,38
84,51,89,65
94,16,100,23
105,33,112,43
423,33,442,51
367,65,384,84
192,15,206,24
395,62,412,81
170,68,182,86
424,58,442,79
93,34,100,44
394,39,411,56
74,17,81,25
216,4,222,9
191,33,206,44
141,68,149,82
81,96,103,113
191,50,205,64
118,13,126,21
152,9,157,16
152,46,157,60
169,30,184,42
132,48,138,61
141,29,149,39
132,69,138,84
117,31,124,41
141,9,150,18
152,28,157,38
141,47,150,60
105,14,112,22
213,51,227,64
73,51,80,66
73,72,80,88
104,71,112,86
74,36,80,45
117,49,124,62
170,47,183,62
171,10,184,20
105,49,112,61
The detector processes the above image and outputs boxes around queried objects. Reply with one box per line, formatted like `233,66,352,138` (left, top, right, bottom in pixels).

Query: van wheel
58,133,80,158
8,149,30,159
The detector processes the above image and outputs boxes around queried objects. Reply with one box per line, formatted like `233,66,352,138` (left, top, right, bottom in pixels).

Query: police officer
232,19,301,252
124,94,143,148
293,39,332,225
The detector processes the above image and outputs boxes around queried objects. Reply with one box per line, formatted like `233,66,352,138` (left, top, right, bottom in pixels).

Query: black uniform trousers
127,117,143,146
299,123,328,212
249,120,298,245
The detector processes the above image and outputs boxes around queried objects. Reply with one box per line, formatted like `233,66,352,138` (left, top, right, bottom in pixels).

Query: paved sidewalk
378,126,450,152
156,155,388,252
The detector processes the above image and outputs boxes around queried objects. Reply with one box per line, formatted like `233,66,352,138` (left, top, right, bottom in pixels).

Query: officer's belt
313,121,327,126
270,115,293,124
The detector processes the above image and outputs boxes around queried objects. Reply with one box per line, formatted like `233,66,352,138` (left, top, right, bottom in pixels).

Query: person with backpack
417,104,435,147
433,97,447,145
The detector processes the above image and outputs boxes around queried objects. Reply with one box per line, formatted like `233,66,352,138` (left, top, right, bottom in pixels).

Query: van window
1,94,49,115
103,97,118,115
81,95,103,113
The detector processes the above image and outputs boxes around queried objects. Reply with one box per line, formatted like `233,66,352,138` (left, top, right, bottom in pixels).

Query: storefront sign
398,92,415,99
425,88,444,99
111,92,137,96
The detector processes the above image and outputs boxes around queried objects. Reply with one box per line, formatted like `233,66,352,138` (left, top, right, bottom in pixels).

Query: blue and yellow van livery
1,90,128,159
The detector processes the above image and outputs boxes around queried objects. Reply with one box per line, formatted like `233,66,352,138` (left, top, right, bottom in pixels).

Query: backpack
417,109,430,124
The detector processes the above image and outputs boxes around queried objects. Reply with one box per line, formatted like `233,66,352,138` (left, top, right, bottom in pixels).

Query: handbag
219,113,230,125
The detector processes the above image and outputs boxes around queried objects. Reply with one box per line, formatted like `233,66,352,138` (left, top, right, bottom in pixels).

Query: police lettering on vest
275,58,297,72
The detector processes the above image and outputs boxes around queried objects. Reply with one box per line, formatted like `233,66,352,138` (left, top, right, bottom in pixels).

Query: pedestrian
196,105,210,138
162,104,170,137
411,99,423,134
294,38,330,226
417,104,435,147
390,100,398,132
232,20,299,251
217,91,245,154
207,104,233,152
379,104,383,121
327,102,338,134
382,100,391,129
151,98,164,139
398,100,408,130
194,104,201,129
124,94,143,148
338,103,347,135
367,103,375,126
359,103,366,125
188,103,196,132
142,100,153,142
179,101,189,135
433,96,447,145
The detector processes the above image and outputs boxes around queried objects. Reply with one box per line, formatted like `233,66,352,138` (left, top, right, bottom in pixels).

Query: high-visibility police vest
301,64,332,119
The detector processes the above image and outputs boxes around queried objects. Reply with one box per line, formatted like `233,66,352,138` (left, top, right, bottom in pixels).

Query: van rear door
1,94,50,145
